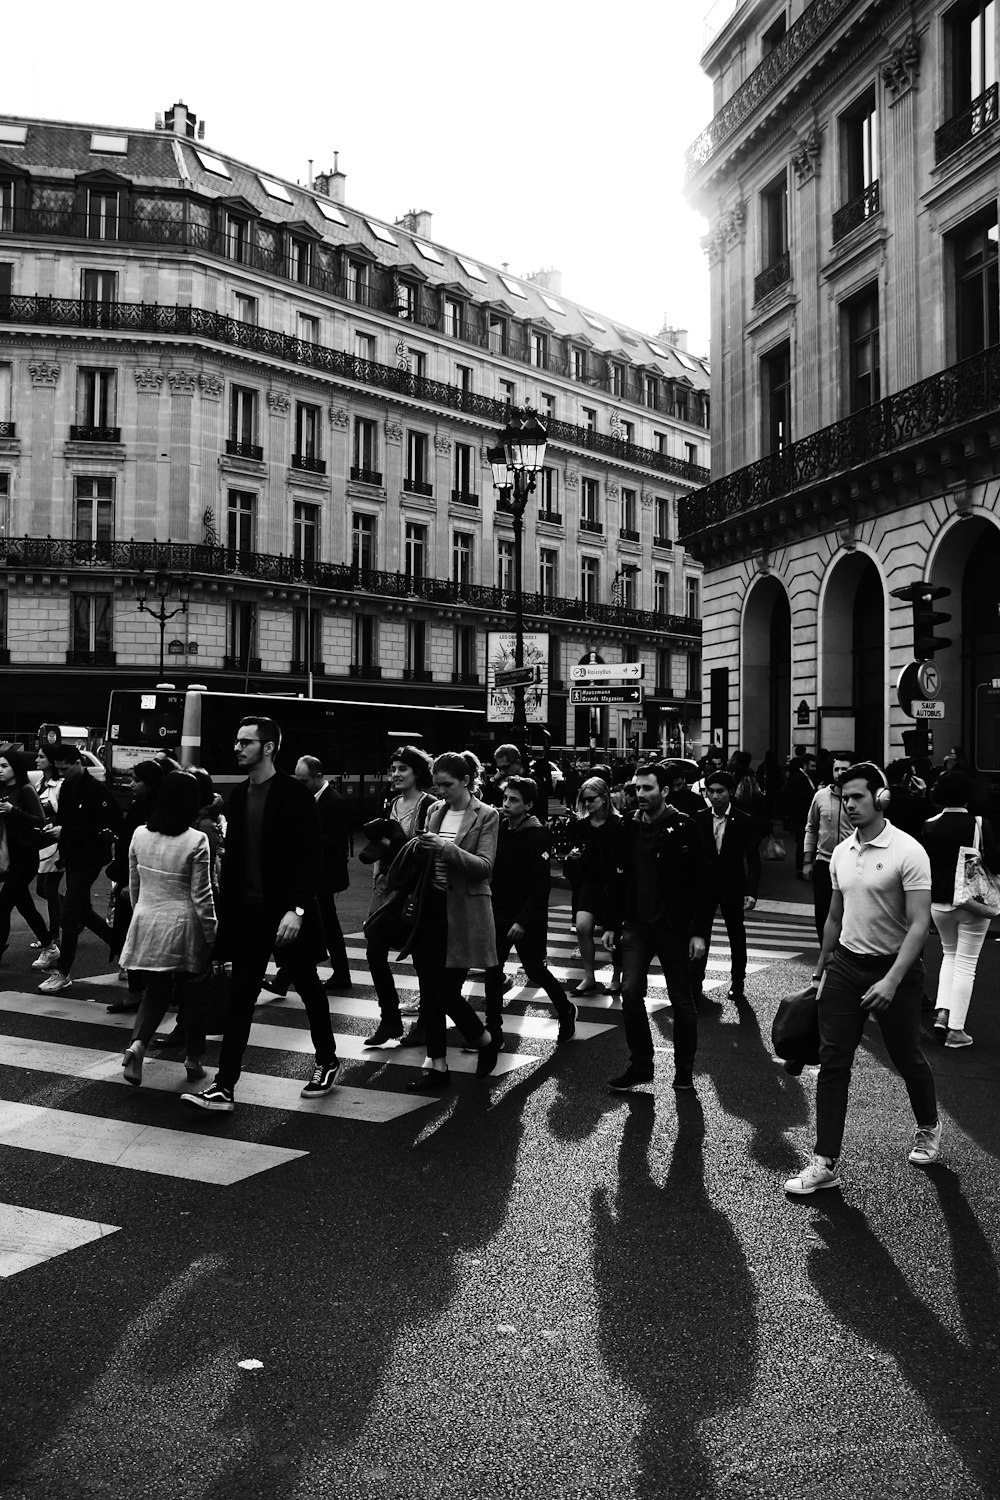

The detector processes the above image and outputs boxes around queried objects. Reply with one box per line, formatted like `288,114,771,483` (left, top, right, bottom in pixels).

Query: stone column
883,33,922,389
133,367,163,537
27,361,60,537
166,369,197,539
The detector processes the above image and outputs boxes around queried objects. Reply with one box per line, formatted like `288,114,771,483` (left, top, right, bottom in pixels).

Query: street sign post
494,664,541,689
914,700,944,719
570,686,645,706
569,662,644,682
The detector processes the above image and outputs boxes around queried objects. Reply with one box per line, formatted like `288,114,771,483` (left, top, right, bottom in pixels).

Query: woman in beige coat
404,751,500,1092
119,772,217,1087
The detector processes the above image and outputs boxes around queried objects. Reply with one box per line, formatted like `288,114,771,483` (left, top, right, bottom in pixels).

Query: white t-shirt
829,820,931,957
433,807,465,890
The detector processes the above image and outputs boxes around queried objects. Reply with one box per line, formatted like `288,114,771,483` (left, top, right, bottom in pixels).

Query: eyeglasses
234,738,261,748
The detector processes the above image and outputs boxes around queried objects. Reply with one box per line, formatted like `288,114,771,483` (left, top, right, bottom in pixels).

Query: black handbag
771,983,821,1075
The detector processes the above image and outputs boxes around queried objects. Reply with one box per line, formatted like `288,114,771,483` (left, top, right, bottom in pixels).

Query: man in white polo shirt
785,762,940,1195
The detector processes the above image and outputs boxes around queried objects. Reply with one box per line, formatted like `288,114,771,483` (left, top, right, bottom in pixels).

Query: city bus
104,687,488,822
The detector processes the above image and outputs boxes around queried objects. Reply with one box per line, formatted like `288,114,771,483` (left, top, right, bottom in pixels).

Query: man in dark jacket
692,770,762,1004
603,762,713,1092
480,776,577,1075
181,715,339,1113
37,744,122,994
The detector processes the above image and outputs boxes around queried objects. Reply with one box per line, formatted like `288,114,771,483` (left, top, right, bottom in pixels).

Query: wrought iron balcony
753,252,790,304
0,295,710,483
0,536,702,641
0,423,16,439
451,489,479,506
402,667,433,682
65,649,116,666
678,344,1000,550
451,671,480,685
290,659,326,675
935,83,999,163
69,425,121,443
403,478,433,497
619,526,640,542
225,439,263,461
580,518,603,535
350,466,382,486
349,663,382,679
291,453,326,474
654,534,672,549
223,655,262,672
538,510,562,525
832,180,880,243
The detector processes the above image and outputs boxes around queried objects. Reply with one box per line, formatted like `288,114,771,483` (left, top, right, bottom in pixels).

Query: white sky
3,0,717,355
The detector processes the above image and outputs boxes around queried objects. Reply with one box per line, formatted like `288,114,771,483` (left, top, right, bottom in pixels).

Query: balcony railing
223,655,262,672
290,659,326,675
538,510,562,525
291,453,326,474
678,344,1000,542
580,518,603,535
403,478,433,497
451,671,480,685
0,295,711,484
225,438,263,461
935,83,999,163
451,489,479,506
619,526,640,542
350,466,383,486
68,425,121,443
832,180,880,243
0,423,16,439
402,667,433,682
349,663,382,679
654,534,672,549
0,536,702,640
753,252,790,303
65,649,116,666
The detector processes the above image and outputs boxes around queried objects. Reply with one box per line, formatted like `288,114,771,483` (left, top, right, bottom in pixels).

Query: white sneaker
31,944,61,970
785,1155,841,1195
909,1121,942,1166
945,1029,972,1049
39,970,72,993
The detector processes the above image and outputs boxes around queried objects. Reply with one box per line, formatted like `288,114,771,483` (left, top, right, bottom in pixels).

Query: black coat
315,782,350,893
693,807,762,900
605,808,714,942
55,771,122,868
215,771,325,960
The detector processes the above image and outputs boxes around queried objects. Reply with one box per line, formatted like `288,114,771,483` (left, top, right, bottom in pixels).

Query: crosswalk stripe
0,1099,305,1185
0,1202,120,1278
263,994,614,1044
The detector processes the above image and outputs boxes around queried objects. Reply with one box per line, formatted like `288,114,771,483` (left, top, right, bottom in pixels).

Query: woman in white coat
120,772,217,1086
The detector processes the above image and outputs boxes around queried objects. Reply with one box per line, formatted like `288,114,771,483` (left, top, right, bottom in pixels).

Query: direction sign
494,664,541,689
570,686,645,705
570,662,644,682
916,661,942,697
914,700,944,719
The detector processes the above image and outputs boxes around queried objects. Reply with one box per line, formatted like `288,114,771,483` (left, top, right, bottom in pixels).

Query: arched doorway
821,553,885,760
742,577,791,763
927,516,1000,775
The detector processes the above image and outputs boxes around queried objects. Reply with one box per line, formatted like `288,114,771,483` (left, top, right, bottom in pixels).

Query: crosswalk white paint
0,1202,119,1278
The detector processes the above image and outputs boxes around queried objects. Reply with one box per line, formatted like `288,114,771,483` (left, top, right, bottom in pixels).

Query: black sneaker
364,1021,404,1048
557,1002,578,1043
181,1083,235,1113
301,1060,341,1097
260,976,289,998
475,1032,503,1078
609,1064,654,1091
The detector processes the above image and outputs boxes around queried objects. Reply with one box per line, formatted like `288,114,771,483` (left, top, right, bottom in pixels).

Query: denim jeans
620,920,697,1074
931,903,991,1030
815,944,937,1161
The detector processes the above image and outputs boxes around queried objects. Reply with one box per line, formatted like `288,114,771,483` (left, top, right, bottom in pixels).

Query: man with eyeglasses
182,715,340,1113
482,743,523,809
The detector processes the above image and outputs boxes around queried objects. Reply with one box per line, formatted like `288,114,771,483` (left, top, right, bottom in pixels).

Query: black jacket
490,814,552,931
315,782,350,893
1,782,46,877
920,809,1000,904
605,808,714,942
215,771,324,959
55,771,122,868
693,807,762,900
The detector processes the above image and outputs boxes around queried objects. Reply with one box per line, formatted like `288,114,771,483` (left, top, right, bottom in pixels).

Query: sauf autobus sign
486,631,549,724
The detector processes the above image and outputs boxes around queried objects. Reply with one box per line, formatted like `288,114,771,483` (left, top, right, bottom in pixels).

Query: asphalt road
2,857,1000,1500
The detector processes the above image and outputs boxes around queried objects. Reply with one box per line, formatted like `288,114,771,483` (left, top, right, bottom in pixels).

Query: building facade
0,103,710,756
682,0,999,776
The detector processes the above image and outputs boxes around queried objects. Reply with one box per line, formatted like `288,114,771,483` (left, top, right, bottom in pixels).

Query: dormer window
488,313,507,355
87,188,118,241
529,330,548,368
0,182,12,233
289,235,311,284
226,212,250,264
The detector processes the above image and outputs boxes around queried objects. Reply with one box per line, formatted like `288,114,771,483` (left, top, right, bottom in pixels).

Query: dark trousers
483,913,572,1036
36,870,63,944
366,878,405,1023
0,869,49,950
131,971,206,1059
812,860,833,944
59,863,113,973
320,881,351,984
815,945,937,1161
793,822,808,874
216,904,337,1091
620,920,697,1073
691,886,747,995
409,888,486,1061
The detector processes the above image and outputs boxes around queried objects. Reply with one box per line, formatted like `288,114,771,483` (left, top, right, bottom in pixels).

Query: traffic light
890,582,952,660
902,727,931,759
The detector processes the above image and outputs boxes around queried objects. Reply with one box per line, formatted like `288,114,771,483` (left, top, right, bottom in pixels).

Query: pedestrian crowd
0,723,995,1196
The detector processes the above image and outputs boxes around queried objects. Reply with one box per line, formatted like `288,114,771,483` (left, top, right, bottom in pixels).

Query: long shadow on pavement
697,994,810,1171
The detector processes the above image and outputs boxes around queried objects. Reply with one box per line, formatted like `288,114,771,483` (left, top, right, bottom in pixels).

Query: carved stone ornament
199,372,223,400
564,470,579,491
434,434,451,455
606,479,620,500
167,369,197,395
702,228,725,266
791,128,822,185
328,406,349,428
385,421,403,444
134,367,163,392
721,200,746,249
640,490,656,509
882,32,921,98
28,361,60,387
266,391,290,415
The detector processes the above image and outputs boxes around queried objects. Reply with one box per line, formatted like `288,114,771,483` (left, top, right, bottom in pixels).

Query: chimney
396,208,433,239
659,320,688,351
314,151,347,204
164,101,198,140
526,267,563,296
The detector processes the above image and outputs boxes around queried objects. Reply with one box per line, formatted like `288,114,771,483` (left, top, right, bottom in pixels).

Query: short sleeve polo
829,821,931,956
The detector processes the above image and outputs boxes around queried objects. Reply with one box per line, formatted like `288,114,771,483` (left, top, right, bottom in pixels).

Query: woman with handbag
119,772,217,1087
920,770,1000,1049
567,777,622,996
399,750,499,1091
0,749,51,959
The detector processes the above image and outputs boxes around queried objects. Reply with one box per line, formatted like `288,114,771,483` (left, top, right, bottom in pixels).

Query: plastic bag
762,834,786,861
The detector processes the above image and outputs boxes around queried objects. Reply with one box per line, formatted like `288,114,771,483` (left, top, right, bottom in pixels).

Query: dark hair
0,748,32,786
297,754,324,778
634,762,670,790
494,742,523,764
36,745,60,777
238,715,281,755
931,769,975,808
433,750,483,791
504,775,538,807
188,767,215,807
705,769,736,792
52,744,83,765
132,759,165,796
390,744,433,789
146,770,202,836
838,762,888,797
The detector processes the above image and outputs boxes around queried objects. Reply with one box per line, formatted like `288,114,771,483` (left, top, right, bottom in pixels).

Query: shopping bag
954,817,1000,918
771,983,820,1075
762,834,786,861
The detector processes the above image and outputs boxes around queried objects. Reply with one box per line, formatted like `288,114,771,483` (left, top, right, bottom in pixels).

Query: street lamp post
487,406,548,735
134,569,191,680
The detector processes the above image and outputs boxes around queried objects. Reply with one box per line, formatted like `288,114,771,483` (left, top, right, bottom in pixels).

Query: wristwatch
293,906,305,918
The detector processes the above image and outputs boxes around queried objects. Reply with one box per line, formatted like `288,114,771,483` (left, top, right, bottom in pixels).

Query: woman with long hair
0,749,51,958
400,750,499,1090
107,759,165,1013
920,770,1000,1049
31,745,64,964
567,776,622,995
119,771,217,1087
